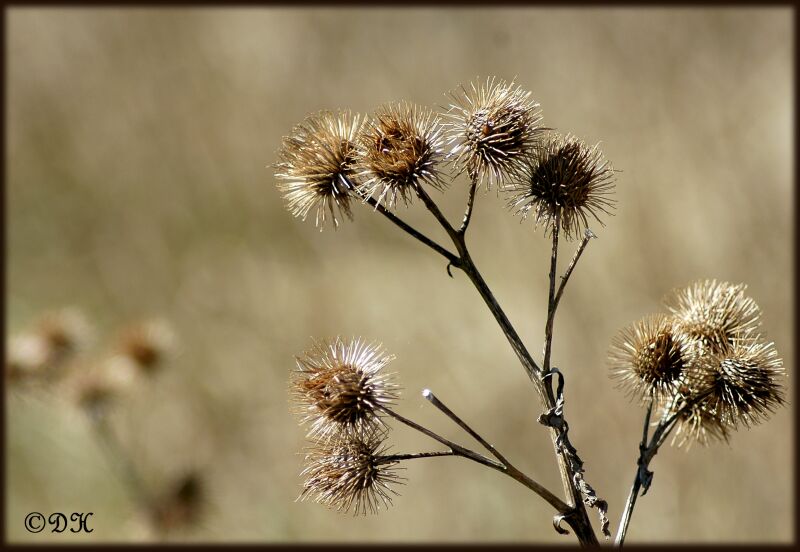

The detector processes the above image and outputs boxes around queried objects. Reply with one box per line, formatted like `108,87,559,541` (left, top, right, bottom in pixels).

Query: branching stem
615,389,716,547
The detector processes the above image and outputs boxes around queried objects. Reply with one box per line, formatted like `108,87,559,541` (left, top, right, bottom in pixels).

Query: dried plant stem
362,194,460,266
615,390,715,546
91,413,151,510
423,389,511,466
422,389,569,513
379,406,503,472
380,403,570,514
409,186,597,546
378,451,456,463
543,213,561,374
553,229,595,315
457,170,479,234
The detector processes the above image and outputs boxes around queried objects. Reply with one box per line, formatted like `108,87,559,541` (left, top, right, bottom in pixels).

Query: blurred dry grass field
6,6,793,543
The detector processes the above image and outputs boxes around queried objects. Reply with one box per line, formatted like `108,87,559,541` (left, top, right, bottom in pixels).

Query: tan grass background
6,7,793,543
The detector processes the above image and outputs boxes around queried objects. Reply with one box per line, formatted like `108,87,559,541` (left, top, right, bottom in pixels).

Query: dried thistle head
70,366,128,420
507,133,616,240
291,337,399,439
445,77,543,189
6,308,92,383
151,472,205,534
666,396,731,448
300,428,403,515
688,339,785,429
355,102,445,207
114,319,177,376
664,280,762,353
608,314,688,403
35,308,93,358
275,110,364,229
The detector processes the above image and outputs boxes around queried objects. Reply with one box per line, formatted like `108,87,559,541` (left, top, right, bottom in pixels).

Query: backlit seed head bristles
300,429,404,515
291,337,400,439
690,340,785,429
445,77,543,189
275,110,364,229
507,133,616,240
664,280,762,353
6,308,92,382
667,398,730,448
608,314,687,403
356,102,446,208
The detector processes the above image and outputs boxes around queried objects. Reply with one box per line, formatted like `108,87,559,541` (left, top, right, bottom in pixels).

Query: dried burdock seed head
6,308,92,383
608,314,688,403
507,133,616,240
35,308,93,357
70,367,128,420
689,339,785,429
275,110,364,229
445,76,543,189
151,471,205,533
664,280,762,353
300,428,403,515
291,337,399,439
114,319,177,376
667,397,730,448
356,102,446,207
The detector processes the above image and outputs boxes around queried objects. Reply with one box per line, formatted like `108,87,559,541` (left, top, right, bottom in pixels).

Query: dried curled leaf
539,368,611,539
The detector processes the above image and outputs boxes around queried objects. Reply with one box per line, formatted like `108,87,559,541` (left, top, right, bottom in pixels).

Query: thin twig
379,405,502,471
381,403,570,513
393,185,597,544
615,398,653,546
422,389,569,513
552,229,595,315
363,195,460,267
378,451,456,463
543,213,561,374
91,413,151,510
615,389,716,546
457,170,479,235
422,389,510,466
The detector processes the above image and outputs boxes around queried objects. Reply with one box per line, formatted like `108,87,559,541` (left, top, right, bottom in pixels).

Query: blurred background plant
7,6,792,543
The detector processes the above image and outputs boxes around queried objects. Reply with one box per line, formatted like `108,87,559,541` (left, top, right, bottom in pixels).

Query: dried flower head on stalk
356,102,446,207
608,314,688,403
6,308,92,382
445,77,543,189
114,319,177,377
687,339,785,429
151,472,205,534
291,338,400,439
507,133,616,240
300,428,404,515
275,110,364,228
664,280,762,353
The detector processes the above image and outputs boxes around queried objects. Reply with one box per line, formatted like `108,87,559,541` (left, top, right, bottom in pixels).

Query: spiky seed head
689,339,785,429
35,308,93,356
608,314,688,403
6,308,92,382
115,319,177,376
291,337,399,439
355,102,446,208
275,110,364,229
666,397,731,448
506,133,616,240
664,280,762,353
444,77,543,189
299,428,403,515
151,472,205,533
